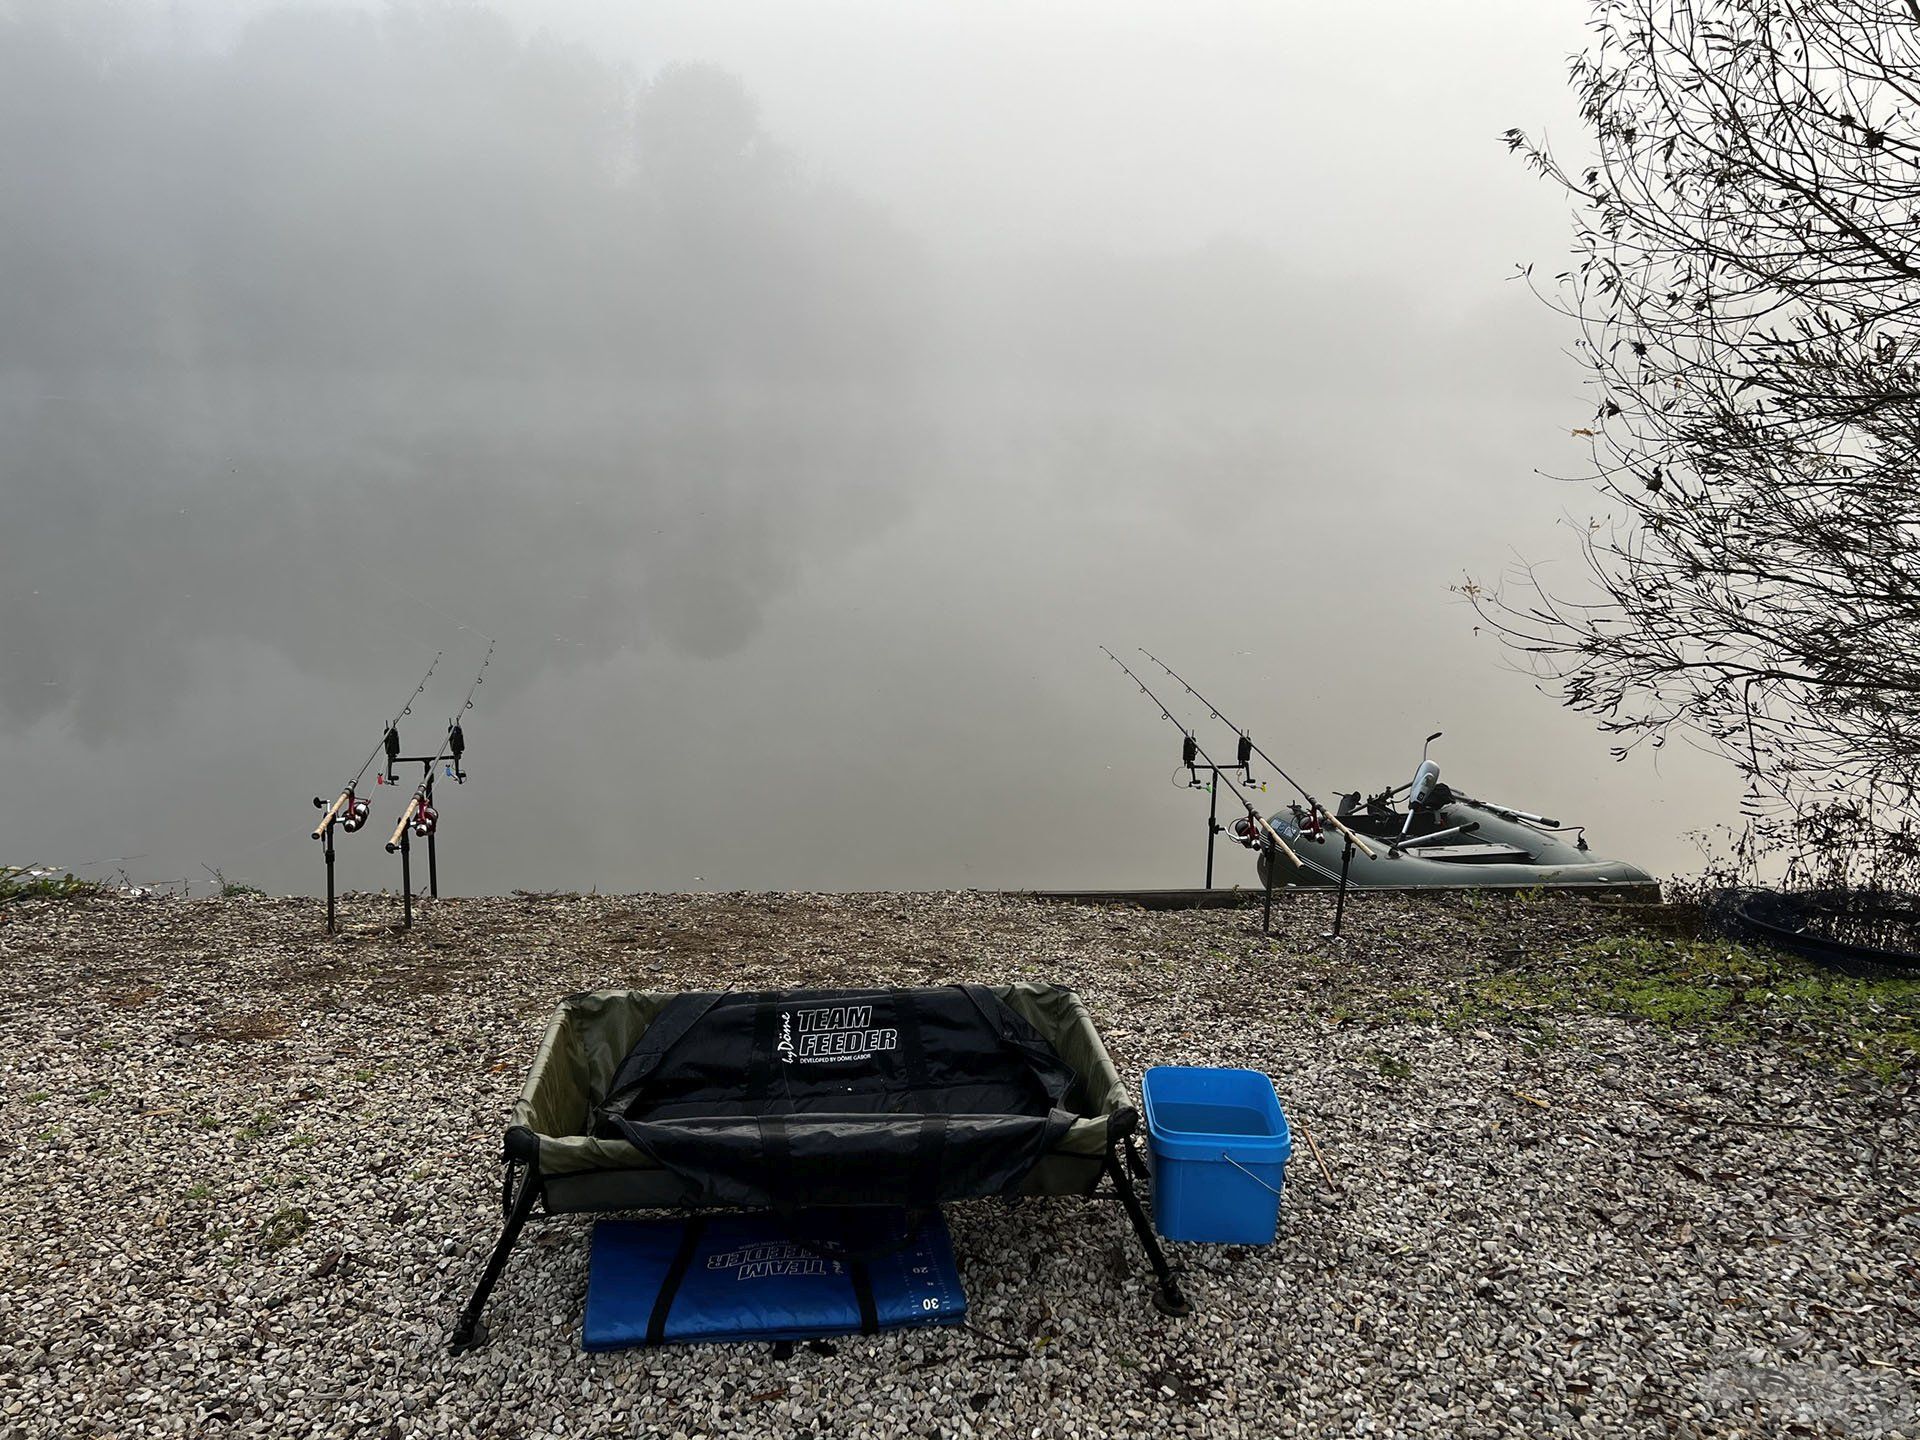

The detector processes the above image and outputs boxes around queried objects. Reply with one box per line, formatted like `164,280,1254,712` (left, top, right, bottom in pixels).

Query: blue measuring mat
582,1209,966,1350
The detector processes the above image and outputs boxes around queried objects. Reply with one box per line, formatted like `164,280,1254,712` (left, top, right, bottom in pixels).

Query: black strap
911,1116,947,1210
645,1215,708,1346
848,1258,879,1335
893,992,929,1091
759,1115,794,1211
1008,1107,1080,1196
956,984,1009,1040
746,995,781,1105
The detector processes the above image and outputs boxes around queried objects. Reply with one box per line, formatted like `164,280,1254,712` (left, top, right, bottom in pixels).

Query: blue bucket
1141,1066,1291,1244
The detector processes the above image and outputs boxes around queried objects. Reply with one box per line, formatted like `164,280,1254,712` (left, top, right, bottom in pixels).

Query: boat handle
1221,1153,1285,1198
1390,821,1481,855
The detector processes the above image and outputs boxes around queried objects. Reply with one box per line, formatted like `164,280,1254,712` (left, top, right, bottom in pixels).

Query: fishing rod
384,642,492,926
312,651,442,839
1140,650,1386,940
310,651,442,932
1101,647,1300,882
387,641,490,849
1137,650,1377,861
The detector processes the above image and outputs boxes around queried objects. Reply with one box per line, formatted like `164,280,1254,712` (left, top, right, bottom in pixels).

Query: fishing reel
312,790,373,838
1229,808,1312,850
412,802,438,838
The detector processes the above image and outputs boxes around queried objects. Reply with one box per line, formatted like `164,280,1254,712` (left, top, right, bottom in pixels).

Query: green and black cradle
451,983,1190,1351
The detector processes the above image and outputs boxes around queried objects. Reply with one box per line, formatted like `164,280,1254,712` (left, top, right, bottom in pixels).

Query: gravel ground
1,888,1916,1439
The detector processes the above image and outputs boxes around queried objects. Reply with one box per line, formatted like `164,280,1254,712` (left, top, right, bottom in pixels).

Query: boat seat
1404,844,1535,864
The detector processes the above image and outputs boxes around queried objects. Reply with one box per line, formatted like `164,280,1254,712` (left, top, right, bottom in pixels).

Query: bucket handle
1221,1153,1284,1198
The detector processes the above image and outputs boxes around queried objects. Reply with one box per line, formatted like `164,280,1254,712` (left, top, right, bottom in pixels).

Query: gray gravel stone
0,889,1915,1438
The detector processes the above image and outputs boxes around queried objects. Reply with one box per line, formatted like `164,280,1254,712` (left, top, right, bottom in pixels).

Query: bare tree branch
1477,0,1920,884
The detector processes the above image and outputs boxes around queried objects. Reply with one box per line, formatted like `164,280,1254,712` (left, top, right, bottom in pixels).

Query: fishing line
349,549,608,655
351,556,496,646
1137,649,1378,860
1138,649,1319,809
1100,646,1298,863
314,650,443,834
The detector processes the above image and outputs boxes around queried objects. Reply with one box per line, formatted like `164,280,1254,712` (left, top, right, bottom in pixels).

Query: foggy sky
0,0,1740,897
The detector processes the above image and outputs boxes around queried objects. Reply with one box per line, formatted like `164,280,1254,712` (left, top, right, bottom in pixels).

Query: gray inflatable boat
1241,736,1654,892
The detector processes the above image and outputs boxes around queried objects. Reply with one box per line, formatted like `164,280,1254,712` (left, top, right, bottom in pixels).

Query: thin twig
1296,1117,1339,1190
959,1320,1029,1361
1645,1097,1841,1135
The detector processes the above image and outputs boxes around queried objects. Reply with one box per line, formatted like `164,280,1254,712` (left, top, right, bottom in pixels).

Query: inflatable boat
1239,735,1654,892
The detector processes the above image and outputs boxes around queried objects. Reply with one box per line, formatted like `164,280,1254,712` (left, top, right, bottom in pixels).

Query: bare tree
1483,0,1920,884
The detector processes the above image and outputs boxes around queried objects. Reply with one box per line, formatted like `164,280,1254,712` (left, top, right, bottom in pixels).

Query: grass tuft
1371,1050,1414,1080
0,866,100,906
260,1207,311,1251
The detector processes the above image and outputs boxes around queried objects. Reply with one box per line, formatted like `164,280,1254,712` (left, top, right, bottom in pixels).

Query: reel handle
313,792,352,839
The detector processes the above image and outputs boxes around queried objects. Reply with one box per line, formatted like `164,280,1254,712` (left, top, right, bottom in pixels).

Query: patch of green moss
1371,1050,1413,1080
1461,932,1920,1080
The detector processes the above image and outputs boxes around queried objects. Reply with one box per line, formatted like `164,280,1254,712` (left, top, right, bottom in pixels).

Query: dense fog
0,1,1738,895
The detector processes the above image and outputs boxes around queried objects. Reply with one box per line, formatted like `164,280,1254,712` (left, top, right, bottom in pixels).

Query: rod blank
386,796,421,853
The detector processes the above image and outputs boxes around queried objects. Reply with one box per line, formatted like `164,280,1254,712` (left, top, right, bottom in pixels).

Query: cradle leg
1104,1151,1191,1317
451,1163,540,1353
